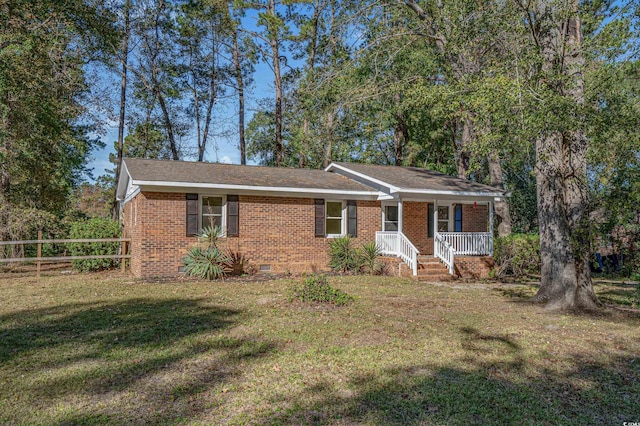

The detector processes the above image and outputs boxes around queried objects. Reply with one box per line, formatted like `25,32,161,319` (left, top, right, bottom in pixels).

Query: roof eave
115,161,131,201
131,180,380,199
397,189,506,200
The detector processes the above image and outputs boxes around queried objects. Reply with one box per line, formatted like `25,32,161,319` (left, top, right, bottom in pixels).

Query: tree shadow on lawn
493,283,640,323
593,284,639,308
265,327,640,425
0,298,279,424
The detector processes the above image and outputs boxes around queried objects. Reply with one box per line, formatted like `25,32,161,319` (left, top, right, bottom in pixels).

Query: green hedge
69,218,121,272
493,234,541,278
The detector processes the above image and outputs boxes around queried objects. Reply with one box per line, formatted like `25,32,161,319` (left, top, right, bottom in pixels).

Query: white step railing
375,231,419,276
434,233,455,275
375,231,399,256
437,232,493,256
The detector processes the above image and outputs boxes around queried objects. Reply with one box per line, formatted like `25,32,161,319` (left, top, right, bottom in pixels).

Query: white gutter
130,180,380,197
398,189,506,198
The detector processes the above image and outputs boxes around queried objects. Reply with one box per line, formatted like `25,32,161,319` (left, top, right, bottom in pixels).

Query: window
326,201,344,236
315,199,355,238
429,204,459,236
383,204,399,231
454,204,463,232
438,206,450,232
201,196,224,230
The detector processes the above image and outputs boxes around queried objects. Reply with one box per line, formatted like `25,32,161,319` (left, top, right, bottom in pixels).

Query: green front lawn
0,273,638,425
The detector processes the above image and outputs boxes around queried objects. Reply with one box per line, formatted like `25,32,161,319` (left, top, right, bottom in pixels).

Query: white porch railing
434,233,456,275
375,231,419,276
437,232,493,256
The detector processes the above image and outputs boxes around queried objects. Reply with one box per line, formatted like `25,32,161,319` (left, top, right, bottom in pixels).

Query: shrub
329,237,386,275
69,218,121,272
329,235,365,273
360,241,383,275
182,226,233,280
182,246,233,280
288,274,354,306
493,233,541,278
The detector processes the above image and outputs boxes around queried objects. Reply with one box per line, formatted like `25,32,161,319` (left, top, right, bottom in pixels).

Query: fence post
37,230,42,278
121,240,127,273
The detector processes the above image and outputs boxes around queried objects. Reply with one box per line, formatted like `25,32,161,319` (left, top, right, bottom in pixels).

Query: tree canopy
1,0,639,310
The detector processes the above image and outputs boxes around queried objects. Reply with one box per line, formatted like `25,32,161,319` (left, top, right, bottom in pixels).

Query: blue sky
87,8,290,181
88,61,273,180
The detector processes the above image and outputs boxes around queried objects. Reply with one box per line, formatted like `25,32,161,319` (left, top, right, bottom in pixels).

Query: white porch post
433,199,438,257
397,200,403,234
489,200,495,234
489,200,495,256
433,199,438,236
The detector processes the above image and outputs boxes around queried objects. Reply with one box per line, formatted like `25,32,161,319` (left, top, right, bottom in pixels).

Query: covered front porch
324,162,505,277
374,198,495,276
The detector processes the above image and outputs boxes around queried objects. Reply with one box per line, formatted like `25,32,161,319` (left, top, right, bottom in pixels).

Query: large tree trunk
232,26,246,165
112,0,130,221
487,151,512,236
533,132,598,310
456,116,472,179
323,111,335,168
156,91,179,160
268,0,284,167
190,46,203,161
199,20,218,163
300,0,321,168
393,92,409,166
531,3,599,311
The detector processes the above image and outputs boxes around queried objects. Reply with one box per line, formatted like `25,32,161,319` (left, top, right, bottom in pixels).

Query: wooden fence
0,231,130,276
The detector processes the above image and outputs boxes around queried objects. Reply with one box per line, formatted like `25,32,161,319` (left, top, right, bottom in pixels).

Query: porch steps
399,256,455,282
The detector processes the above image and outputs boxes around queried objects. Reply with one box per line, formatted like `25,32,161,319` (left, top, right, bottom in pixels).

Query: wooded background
1,0,638,309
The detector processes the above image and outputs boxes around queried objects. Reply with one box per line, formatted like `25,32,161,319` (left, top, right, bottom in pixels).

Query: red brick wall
123,194,145,278
454,256,494,279
462,204,489,233
403,202,433,255
124,193,492,278
126,192,381,278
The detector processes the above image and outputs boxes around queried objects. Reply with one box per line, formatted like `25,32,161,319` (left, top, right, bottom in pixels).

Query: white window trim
325,200,346,238
381,201,399,232
199,194,227,236
436,203,453,233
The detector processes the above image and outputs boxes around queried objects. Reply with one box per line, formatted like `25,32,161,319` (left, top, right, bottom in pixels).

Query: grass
0,272,638,425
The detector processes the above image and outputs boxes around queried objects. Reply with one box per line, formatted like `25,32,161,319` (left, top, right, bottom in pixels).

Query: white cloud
220,155,233,164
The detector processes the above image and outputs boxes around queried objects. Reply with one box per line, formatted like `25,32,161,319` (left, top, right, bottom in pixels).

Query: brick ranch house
116,158,506,279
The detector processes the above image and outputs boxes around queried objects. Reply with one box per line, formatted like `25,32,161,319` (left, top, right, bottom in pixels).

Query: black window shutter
186,193,199,236
227,195,239,237
454,204,463,232
347,200,357,237
314,199,325,237
428,203,434,238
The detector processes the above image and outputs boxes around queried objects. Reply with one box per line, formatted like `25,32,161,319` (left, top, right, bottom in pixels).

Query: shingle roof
333,162,504,194
123,158,375,192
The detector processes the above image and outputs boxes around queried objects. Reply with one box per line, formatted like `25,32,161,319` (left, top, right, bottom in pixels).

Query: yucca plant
182,226,232,280
328,235,362,273
360,241,383,275
182,246,232,280
198,225,224,249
